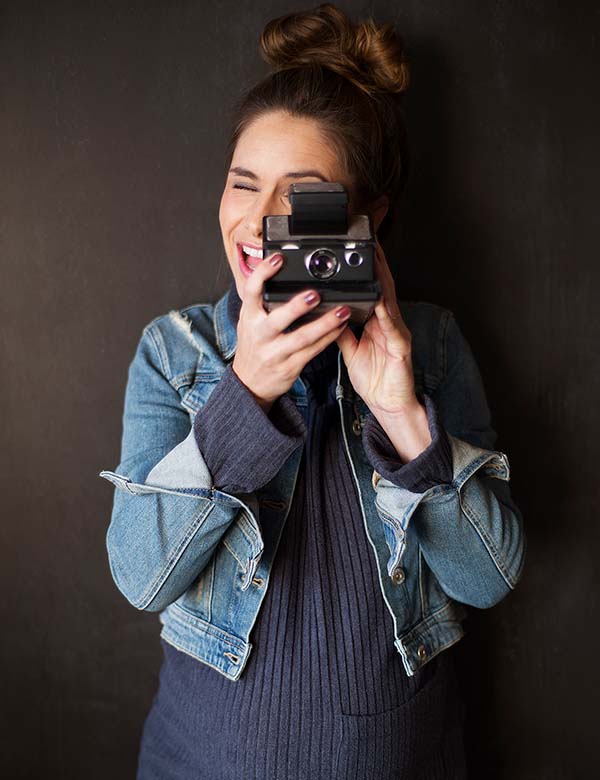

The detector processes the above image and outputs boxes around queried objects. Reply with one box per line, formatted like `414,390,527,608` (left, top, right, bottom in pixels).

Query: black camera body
262,182,381,327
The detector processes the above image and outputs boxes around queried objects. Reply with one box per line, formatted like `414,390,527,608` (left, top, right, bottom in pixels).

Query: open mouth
237,243,263,273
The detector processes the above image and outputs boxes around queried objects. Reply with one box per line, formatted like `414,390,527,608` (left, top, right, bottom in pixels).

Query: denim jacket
99,288,525,681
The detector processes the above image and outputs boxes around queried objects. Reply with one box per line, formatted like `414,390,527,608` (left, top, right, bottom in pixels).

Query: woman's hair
224,3,410,230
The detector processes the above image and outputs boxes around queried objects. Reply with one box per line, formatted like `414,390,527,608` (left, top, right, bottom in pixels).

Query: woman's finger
288,317,350,372
261,286,324,336
374,240,409,330
278,304,352,356
242,252,285,316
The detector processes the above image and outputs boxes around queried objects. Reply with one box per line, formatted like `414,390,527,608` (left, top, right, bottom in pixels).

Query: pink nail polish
335,306,351,319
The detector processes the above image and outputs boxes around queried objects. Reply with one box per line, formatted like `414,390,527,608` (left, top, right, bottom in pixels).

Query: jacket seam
170,370,198,392
418,548,427,618
222,537,245,570
458,488,517,589
400,598,463,641
136,500,215,610
168,602,247,649
145,323,172,382
159,633,232,678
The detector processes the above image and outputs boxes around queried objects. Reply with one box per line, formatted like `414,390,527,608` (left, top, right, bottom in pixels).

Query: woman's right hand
232,253,352,412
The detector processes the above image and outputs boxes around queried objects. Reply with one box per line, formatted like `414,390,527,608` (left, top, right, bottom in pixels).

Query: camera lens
307,249,339,280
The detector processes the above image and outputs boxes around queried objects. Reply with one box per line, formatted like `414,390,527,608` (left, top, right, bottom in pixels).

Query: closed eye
232,183,292,198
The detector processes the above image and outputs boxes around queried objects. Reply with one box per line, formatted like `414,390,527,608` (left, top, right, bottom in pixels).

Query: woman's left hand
335,239,420,417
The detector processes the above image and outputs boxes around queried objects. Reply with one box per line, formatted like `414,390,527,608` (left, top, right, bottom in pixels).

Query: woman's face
219,110,356,300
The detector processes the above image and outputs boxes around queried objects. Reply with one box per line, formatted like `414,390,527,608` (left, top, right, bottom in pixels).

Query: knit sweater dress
136,283,467,780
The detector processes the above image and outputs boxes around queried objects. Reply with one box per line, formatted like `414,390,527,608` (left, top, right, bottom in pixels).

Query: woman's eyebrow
229,166,328,181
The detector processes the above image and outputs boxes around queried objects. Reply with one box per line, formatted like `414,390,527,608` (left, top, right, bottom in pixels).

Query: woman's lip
237,243,259,278
238,241,262,251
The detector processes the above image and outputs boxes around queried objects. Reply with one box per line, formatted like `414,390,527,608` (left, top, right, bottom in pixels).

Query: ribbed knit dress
136,283,466,780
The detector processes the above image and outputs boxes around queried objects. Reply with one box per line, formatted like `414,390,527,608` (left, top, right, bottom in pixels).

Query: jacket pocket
179,555,216,622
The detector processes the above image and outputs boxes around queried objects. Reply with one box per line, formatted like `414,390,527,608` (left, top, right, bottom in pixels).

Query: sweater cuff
193,364,306,494
362,393,453,492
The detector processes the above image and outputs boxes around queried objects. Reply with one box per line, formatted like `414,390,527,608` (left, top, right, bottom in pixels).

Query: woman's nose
245,192,287,237
244,209,263,239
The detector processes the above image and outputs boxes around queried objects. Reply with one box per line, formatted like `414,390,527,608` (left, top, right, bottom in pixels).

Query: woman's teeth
241,245,263,270
243,245,263,258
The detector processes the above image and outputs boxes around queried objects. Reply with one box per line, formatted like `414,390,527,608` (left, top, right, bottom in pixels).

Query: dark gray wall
2,1,598,777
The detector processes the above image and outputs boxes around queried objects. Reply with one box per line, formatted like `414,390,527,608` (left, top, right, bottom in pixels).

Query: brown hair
223,3,410,231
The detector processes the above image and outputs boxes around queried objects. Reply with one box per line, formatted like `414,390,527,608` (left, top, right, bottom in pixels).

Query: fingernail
269,254,283,266
304,291,319,304
335,306,351,319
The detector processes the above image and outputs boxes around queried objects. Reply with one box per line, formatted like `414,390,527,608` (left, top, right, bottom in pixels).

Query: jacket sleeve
362,391,454,492
98,324,303,613
370,311,526,609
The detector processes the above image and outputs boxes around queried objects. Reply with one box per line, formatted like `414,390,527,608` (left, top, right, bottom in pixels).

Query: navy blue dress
136,284,466,779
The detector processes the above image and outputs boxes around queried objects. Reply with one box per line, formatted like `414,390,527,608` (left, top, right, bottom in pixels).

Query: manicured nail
304,291,319,304
335,306,351,319
269,254,283,266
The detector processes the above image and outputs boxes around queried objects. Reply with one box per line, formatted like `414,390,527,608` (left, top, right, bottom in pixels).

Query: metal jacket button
417,644,427,661
391,567,405,585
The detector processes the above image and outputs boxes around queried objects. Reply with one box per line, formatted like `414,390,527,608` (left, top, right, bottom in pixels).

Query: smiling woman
99,3,525,779
220,111,357,288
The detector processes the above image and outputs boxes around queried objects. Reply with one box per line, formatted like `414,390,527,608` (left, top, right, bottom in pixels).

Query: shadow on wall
383,35,550,778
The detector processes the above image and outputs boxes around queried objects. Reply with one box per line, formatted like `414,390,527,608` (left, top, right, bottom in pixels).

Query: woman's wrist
372,401,432,464
231,362,274,415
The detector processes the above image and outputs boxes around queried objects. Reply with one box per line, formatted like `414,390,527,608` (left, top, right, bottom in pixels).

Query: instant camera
262,182,381,328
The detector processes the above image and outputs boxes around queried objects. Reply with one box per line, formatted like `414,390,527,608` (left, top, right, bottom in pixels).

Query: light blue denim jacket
99,287,525,681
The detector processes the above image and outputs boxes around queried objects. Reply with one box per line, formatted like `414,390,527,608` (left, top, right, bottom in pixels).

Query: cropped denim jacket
99,288,525,681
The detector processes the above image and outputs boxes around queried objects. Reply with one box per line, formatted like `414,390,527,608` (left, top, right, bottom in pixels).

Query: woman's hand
336,240,432,462
336,240,419,414
232,252,351,412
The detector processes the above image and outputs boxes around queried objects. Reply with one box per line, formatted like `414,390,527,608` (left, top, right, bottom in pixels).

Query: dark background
2,0,598,777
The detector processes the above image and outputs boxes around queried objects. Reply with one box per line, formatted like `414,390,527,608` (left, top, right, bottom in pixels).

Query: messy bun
224,3,411,225
260,4,409,98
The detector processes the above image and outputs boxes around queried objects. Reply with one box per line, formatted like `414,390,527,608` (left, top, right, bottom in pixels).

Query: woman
100,4,525,778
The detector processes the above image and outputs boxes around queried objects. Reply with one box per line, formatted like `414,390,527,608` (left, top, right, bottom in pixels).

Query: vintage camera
262,182,380,328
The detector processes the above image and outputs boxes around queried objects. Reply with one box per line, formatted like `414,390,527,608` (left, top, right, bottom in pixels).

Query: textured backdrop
1,1,598,777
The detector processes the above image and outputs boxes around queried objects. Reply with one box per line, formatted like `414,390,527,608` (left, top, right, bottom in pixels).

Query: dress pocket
334,662,466,779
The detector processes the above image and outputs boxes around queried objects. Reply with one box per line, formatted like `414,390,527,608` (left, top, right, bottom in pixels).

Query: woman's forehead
231,112,345,180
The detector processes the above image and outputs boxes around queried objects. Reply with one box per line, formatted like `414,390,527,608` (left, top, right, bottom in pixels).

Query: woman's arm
99,324,304,612
192,363,306,494
364,311,526,609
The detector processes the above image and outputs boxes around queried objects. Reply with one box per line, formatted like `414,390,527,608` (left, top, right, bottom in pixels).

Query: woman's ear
369,194,390,232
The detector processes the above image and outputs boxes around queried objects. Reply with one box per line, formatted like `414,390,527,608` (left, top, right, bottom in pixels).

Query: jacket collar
213,281,239,362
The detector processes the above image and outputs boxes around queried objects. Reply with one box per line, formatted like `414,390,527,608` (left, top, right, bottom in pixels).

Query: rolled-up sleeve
370,311,525,608
193,364,306,494
362,392,454,493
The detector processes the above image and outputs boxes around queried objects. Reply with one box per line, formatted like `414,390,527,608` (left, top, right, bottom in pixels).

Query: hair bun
259,3,409,97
